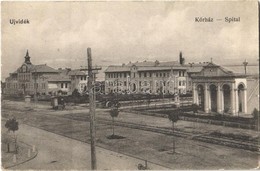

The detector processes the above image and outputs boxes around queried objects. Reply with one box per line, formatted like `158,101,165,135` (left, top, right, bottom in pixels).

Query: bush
252,108,259,120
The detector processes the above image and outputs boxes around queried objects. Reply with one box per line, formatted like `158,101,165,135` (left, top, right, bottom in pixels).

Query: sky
1,1,259,80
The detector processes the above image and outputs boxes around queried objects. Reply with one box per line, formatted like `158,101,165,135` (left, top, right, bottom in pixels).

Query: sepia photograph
1,0,259,170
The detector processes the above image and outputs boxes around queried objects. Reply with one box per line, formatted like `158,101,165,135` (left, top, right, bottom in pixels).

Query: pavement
11,124,168,170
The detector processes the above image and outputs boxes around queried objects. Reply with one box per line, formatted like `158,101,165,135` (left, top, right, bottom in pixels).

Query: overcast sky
1,1,259,80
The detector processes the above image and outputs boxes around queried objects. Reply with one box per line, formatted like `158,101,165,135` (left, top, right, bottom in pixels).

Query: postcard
1,1,259,170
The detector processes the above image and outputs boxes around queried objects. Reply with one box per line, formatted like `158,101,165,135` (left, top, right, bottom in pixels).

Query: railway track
65,114,260,152
3,107,260,153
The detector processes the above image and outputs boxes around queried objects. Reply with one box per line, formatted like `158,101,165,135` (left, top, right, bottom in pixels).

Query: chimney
154,60,159,66
179,51,185,65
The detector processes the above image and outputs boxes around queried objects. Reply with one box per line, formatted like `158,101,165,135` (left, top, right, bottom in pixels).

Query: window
61,83,64,88
124,81,127,86
156,73,158,77
65,83,68,88
179,71,181,76
144,72,147,77
163,73,166,77
139,73,141,78
160,73,162,77
134,73,135,78
124,73,127,78
150,73,152,77
179,81,181,86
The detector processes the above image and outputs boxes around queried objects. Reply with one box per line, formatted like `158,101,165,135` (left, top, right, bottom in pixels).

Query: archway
130,82,137,93
209,84,217,112
238,84,245,113
197,84,204,110
223,84,231,113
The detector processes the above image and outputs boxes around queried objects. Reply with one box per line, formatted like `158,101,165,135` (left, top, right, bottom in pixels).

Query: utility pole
84,48,102,170
87,48,97,170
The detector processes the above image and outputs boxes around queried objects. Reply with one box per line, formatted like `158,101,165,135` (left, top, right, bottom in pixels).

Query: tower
24,50,32,64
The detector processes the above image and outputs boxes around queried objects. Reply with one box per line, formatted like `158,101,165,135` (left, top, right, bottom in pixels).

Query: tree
5,117,19,154
191,103,199,114
109,105,120,137
146,94,151,108
168,110,180,154
72,89,81,97
252,108,260,130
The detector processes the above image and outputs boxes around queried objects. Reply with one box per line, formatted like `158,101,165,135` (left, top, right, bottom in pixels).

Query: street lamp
243,59,248,75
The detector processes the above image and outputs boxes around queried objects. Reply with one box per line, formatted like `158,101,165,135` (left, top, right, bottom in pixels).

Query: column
243,88,247,114
217,84,222,113
192,83,197,104
235,88,239,115
208,88,211,112
230,82,236,115
204,83,209,113
221,89,224,112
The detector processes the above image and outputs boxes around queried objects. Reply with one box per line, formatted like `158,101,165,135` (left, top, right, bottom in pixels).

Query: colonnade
193,82,247,115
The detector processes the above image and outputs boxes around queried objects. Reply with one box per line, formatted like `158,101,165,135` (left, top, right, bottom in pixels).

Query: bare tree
109,105,120,136
168,110,179,154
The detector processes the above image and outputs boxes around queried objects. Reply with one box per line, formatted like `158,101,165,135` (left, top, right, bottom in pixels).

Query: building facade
191,63,250,115
104,54,189,95
4,51,88,96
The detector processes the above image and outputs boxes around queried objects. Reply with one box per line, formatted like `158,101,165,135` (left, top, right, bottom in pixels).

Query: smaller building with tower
4,50,88,96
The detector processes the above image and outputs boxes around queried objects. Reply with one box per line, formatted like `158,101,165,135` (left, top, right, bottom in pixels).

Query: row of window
6,83,46,90
71,76,87,81
80,76,87,81
107,71,185,79
18,74,31,81
107,72,128,79
179,80,186,86
61,83,68,88
179,71,185,77
107,80,178,87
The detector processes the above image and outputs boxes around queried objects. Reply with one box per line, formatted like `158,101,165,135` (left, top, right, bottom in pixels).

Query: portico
191,63,247,115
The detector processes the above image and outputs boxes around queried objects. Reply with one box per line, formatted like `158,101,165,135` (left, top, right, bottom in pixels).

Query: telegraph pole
80,48,101,170
87,47,97,170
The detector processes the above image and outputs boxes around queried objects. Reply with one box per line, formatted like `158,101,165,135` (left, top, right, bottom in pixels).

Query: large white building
104,53,190,95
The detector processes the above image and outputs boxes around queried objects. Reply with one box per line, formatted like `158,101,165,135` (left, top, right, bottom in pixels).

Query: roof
105,66,131,72
46,75,71,82
31,64,59,73
190,62,248,78
105,60,185,72
68,69,87,76
14,63,59,73
185,62,210,73
223,65,259,75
